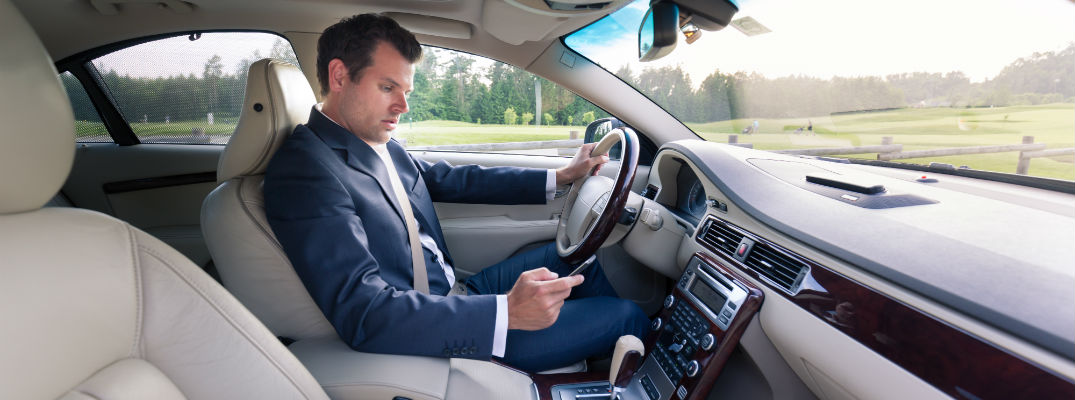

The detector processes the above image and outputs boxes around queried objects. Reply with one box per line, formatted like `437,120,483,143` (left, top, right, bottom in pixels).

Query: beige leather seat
202,59,537,399
0,2,329,399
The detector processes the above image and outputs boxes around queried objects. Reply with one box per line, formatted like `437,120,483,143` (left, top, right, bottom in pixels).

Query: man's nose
393,92,409,114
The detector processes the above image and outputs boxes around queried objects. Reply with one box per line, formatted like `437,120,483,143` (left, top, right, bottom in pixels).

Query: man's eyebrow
382,77,412,93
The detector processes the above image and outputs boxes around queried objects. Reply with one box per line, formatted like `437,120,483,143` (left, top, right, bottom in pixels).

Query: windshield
565,0,1075,181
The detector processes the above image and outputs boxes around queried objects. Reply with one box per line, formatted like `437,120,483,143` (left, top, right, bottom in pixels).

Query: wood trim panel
672,252,764,400
698,216,1075,399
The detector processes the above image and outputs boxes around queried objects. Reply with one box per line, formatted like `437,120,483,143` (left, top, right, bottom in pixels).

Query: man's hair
316,14,422,96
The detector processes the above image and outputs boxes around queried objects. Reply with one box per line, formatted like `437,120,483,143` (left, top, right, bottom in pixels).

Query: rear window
90,32,298,144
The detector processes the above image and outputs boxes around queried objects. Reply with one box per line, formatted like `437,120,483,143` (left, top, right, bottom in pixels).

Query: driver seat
0,2,327,399
201,59,538,399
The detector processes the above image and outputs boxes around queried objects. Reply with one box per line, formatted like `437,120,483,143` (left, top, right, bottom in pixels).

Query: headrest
0,0,76,214
217,59,317,182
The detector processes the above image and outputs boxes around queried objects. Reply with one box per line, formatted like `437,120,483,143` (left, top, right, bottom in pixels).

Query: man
264,14,648,372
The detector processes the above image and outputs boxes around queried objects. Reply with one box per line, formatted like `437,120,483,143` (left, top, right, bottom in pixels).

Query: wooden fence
406,132,1072,176
726,135,1073,175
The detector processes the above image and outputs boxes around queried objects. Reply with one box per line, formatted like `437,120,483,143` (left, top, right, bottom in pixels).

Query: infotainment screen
690,278,727,313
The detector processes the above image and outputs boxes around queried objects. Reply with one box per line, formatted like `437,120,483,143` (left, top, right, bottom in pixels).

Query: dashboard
617,139,1075,399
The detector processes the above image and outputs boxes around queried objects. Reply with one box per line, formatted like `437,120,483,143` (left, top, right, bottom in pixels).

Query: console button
651,318,663,331
721,308,732,318
641,375,660,400
664,295,676,309
700,333,715,351
686,360,700,377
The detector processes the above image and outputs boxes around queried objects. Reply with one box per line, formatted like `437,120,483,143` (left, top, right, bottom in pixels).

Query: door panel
63,143,223,266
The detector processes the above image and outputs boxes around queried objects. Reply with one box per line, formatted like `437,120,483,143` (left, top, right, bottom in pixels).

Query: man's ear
327,59,349,93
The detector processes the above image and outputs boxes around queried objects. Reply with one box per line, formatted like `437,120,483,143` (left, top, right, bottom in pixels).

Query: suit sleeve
264,144,499,360
412,156,548,204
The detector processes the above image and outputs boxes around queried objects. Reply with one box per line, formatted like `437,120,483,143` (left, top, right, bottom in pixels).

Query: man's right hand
507,268,585,330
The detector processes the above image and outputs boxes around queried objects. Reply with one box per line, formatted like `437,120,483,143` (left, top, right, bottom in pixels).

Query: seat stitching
127,223,144,358
70,389,103,400
237,177,288,256
253,60,281,174
136,243,318,399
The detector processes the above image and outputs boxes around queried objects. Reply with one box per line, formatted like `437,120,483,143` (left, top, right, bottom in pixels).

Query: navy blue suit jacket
264,108,546,359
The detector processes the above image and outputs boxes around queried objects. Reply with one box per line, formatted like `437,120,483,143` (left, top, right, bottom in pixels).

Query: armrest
290,336,538,400
288,337,449,400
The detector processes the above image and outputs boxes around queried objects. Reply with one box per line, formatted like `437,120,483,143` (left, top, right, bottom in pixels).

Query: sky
94,32,288,79
567,0,1075,87
93,0,1074,87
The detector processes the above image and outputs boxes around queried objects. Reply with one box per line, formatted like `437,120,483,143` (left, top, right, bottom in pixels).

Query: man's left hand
556,142,610,185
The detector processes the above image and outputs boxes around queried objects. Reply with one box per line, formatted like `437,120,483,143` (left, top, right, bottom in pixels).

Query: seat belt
377,146,430,295
388,177,430,295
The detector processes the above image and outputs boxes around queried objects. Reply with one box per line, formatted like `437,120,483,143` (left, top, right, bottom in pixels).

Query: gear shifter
609,335,644,399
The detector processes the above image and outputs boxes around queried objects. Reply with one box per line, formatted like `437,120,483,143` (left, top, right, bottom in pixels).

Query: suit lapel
386,141,435,236
306,108,406,224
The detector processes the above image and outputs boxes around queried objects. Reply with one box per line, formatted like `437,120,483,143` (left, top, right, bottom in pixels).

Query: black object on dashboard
806,173,885,194
642,184,659,200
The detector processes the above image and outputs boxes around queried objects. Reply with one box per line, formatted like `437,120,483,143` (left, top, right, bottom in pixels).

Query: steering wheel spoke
556,127,640,265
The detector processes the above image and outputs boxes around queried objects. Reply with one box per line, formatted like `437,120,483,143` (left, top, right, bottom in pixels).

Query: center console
541,252,763,400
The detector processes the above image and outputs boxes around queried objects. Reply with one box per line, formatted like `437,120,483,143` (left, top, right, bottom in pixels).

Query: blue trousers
464,243,650,372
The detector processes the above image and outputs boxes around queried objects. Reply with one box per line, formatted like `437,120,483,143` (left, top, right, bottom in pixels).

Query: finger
568,274,585,287
544,287,573,301
524,267,558,281
543,275,585,291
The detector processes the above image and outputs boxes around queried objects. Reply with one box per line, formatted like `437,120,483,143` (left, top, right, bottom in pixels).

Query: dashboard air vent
744,244,808,293
698,218,744,256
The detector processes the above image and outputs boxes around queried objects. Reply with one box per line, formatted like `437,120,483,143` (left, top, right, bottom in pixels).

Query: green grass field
688,104,1075,180
73,104,1074,180
394,120,584,146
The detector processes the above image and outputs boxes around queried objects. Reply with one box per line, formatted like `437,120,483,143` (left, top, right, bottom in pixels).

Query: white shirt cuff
545,169,557,202
493,295,508,358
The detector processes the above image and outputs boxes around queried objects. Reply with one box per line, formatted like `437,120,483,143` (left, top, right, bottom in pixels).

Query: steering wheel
556,127,639,265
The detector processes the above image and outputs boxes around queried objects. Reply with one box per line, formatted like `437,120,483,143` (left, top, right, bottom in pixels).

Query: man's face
326,42,414,146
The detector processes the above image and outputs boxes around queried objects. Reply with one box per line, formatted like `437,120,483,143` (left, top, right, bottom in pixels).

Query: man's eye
382,86,392,92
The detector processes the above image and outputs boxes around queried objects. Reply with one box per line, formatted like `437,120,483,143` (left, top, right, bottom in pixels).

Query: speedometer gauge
687,181,707,218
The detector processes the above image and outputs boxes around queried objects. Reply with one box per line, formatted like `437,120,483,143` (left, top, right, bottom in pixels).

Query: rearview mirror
638,2,679,62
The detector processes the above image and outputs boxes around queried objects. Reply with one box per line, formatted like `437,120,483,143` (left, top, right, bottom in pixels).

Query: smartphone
568,255,598,277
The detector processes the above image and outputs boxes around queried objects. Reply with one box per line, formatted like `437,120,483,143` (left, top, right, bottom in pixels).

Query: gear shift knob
609,335,645,398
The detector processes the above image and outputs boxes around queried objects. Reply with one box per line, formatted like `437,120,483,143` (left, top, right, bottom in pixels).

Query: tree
520,112,534,126
270,38,299,66
543,112,554,125
503,107,517,125
235,49,262,81
202,55,223,79
581,111,596,125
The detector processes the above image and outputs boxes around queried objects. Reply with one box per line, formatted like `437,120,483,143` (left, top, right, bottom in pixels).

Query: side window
90,32,298,144
59,72,110,143
398,46,609,156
